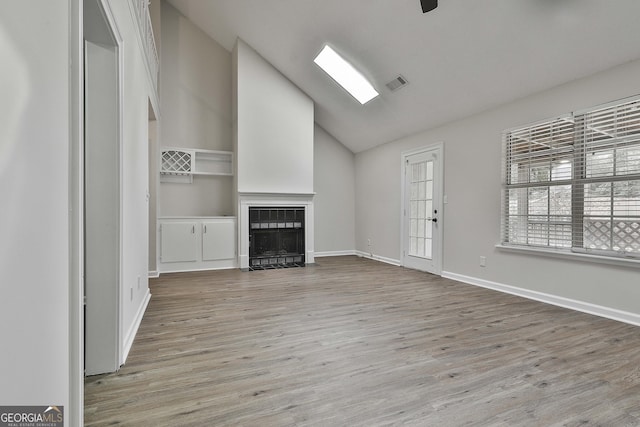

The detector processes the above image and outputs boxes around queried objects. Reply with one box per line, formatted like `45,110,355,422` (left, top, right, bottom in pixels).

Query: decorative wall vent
385,75,409,92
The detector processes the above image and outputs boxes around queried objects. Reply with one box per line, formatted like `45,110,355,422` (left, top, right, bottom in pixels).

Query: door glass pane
418,200,425,219
425,238,432,258
408,157,434,259
417,237,425,257
425,219,432,238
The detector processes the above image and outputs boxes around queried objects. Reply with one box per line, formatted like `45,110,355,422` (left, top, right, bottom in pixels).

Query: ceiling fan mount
421,0,438,13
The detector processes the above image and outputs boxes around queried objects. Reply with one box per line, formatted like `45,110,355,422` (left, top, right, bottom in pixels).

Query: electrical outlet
479,256,486,267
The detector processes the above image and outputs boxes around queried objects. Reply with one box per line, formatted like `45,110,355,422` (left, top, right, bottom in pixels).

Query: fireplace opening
249,207,305,269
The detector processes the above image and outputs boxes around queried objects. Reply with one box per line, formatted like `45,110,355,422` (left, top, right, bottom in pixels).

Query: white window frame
499,95,640,268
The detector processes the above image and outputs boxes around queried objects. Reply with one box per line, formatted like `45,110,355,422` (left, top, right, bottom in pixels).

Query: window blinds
502,96,640,258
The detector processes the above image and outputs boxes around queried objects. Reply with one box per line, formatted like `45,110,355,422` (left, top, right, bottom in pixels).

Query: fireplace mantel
237,192,315,270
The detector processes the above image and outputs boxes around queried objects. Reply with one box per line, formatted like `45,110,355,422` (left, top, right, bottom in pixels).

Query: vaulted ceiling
168,0,640,153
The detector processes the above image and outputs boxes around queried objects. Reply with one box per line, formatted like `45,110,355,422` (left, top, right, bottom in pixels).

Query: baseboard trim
148,270,159,278
121,289,151,364
315,250,357,258
158,265,238,274
442,271,640,327
355,251,402,267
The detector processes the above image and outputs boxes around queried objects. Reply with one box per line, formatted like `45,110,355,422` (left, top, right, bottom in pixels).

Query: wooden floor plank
85,256,640,426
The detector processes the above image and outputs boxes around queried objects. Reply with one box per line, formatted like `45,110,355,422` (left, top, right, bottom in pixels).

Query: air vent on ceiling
385,75,408,92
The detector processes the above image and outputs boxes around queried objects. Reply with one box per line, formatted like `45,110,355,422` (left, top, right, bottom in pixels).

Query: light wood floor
85,256,640,426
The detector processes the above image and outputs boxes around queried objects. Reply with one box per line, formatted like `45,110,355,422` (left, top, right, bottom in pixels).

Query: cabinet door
202,220,236,261
160,222,198,263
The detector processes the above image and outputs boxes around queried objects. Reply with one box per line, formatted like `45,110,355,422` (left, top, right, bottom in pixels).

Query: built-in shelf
160,148,233,183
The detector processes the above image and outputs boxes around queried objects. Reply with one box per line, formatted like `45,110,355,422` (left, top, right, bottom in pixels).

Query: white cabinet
159,217,236,272
160,222,198,263
202,220,236,261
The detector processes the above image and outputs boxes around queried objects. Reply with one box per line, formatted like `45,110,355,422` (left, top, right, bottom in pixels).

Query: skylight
313,45,379,105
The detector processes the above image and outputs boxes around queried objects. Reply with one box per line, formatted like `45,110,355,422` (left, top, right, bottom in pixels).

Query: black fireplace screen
249,207,305,268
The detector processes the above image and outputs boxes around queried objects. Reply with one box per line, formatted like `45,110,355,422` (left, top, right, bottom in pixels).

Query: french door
402,144,443,274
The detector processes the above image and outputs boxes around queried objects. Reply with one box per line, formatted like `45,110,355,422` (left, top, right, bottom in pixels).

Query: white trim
496,244,640,269
237,193,315,270
148,270,159,278
400,143,444,275
355,251,402,266
158,265,237,274
99,0,126,369
315,250,357,258
239,254,249,269
238,192,316,198
121,289,151,363
114,7,126,371
151,119,161,279
84,0,125,373
442,271,640,327
69,0,84,424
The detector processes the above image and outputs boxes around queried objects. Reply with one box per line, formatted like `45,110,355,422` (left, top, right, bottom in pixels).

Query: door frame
400,143,444,275
83,0,124,375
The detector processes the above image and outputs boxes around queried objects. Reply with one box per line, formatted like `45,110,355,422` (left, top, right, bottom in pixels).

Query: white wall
314,125,356,253
0,0,74,417
355,58,640,316
235,39,314,195
160,1,233,216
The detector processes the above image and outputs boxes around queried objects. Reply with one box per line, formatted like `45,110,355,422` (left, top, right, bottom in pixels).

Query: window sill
495,244,640,269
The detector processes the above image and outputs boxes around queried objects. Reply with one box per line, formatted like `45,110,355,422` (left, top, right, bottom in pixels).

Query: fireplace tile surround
238,193,315,270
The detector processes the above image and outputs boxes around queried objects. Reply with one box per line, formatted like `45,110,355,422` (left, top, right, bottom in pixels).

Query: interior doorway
83,0,121,375
401,144,444,275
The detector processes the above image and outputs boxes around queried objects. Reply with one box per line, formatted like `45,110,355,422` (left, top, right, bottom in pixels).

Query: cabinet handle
192,225,195,234
204,225,207,233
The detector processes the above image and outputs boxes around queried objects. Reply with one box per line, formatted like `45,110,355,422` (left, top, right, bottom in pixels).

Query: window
501,96,640,259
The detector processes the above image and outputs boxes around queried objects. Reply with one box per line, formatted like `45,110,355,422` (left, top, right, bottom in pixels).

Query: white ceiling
167,0,640,153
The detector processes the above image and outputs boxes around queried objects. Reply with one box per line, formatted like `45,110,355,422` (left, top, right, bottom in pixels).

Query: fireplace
249,207,305,269
238,193,314,270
